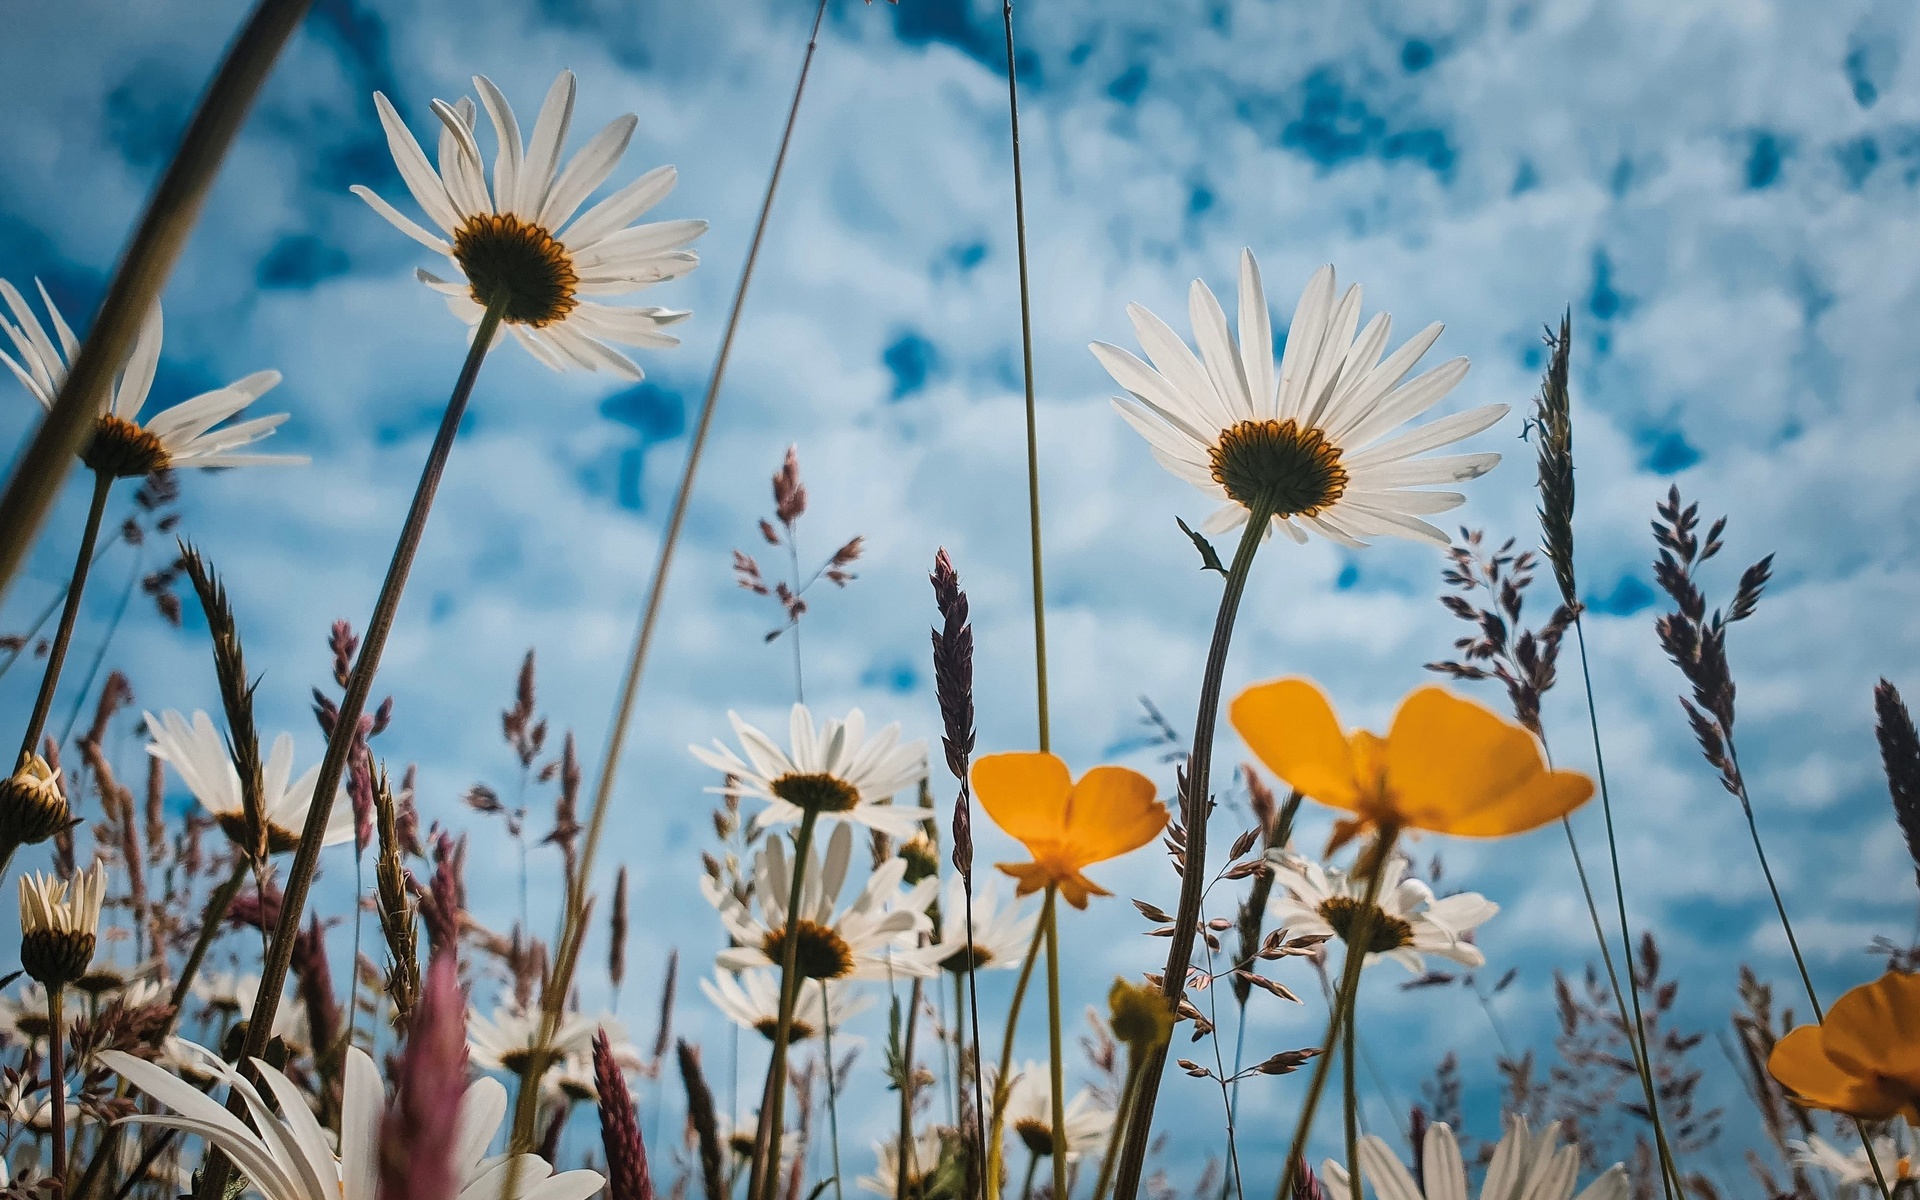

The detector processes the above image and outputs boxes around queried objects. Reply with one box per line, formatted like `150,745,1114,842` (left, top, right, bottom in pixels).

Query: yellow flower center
83,415,170,479
1208,418,1348,517
769,772,861,815
761,918,855,981
452,213,580,327
752,1015,818,1042
1318,896,1414,955
939,943,995,974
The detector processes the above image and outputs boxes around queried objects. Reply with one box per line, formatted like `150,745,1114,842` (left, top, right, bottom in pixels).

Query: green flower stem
0,527,125,685
47,984,68,1184
18,471,112,767
1044,890,1068,1200
196,300,506,1200
1091,1048,1145,1200
986,885,1050,1200
1341,1009,1360,1200
897,976,926,1200
823,980,845,1200
1109,498,1275,1200
0,0,314,606
1273,831,1395,1200
1565,622,1682,1200
1020,1153,1040,1200
514,0,831,1169
748,809,820,1200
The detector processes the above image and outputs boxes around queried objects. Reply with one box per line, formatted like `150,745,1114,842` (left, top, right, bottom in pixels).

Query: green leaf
806,1180,837,1200
1177,517,1226,575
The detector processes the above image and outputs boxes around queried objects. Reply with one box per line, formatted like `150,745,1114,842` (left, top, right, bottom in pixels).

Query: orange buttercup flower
1229,679,1592,844
970,753,1170,909
1769,971,1920,1123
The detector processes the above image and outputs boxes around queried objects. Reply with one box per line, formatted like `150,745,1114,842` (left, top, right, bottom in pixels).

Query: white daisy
354,70,704,379
700,969,872,1044
0,981,70,1049
1792,1135,1917,1193
923,875,1038,974
466,1003,607,1081
702,822,938,981
996,1061,1113,1162
145,710,351,854
691,704,931,839
542,1025,645,1105
1091,254,1504,547
1269,853,1495,974
0,1070,79,1133
1326,1117,1627,1200
857,1129,948,1198
104,1042,603,1200
0,282,301,478
19,862,107,985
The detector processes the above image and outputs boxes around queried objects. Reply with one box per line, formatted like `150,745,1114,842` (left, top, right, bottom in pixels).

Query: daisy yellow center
769,772,861,815
452,213,579,327
761,918,855,981
84,415,170,479
939,943,995,974
1318,896,1414,955
1208,419,1348,517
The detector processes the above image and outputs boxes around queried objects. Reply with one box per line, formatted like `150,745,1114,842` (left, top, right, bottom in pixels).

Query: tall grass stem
0,0,313,604
1043,890,1068,1200
986,887,1049,1199
748,809,820,1200
519,3,831,1166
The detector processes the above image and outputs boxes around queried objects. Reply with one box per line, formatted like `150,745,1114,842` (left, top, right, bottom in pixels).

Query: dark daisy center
761,919,855,981
1014,1117,1057,1158
939,944,995,974
216,813,303,856
0,763,68,846
83,416,170,479
452,213,580,327
1318,897,1414,956
1207,419,1348,517
769,772,861,815
752,1015,817,1042
72,969,127,998
21,930,95,988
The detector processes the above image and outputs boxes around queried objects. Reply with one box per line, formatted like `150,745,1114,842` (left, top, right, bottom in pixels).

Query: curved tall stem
521,1,832,1162
1043,891,1068,1200
986,888,1049,1199
194,301,505,1200
18,471,112,766
1108,502,1273,1200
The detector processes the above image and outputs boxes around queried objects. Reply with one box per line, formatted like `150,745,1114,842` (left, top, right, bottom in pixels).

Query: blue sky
3,0,1919,1188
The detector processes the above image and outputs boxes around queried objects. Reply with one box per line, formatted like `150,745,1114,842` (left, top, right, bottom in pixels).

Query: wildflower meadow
0,5,1914,1200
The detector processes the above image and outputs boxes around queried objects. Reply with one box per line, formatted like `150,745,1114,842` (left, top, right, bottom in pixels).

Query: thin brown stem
194,300,505,1200
520,0,832,1166
18,471,112,766
1109,500,1274,1200
897,977,925,1200
0,0,314,604
47,985,68,1184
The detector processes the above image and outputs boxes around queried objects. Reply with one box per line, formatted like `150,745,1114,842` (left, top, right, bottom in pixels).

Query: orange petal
1770,1025,1910,1119
1055,870,1111,910
1824,971,1920,1087
1230,679,1362,812
1060,766,1169,869
973,752,1073,850
996,860,1053,899
1385,687,1593,836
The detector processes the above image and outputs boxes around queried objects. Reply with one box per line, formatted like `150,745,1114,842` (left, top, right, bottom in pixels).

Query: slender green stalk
47,985,68,1184
18,472,112,765
1020,1154,1040,1200
898,977,926,1200
1043,891,1067,1200
0,0,314,605
999,0,1049,754
1091,1051,1144,1200
987,889,1049,1199
822,980,844,1200
1564,622,1682,1200
747,810,821,1200
1109,499,1275,1200
195,301,506,1200
1341,1013,1360,1200
1273,833,1395,1200
518,0,831,1165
